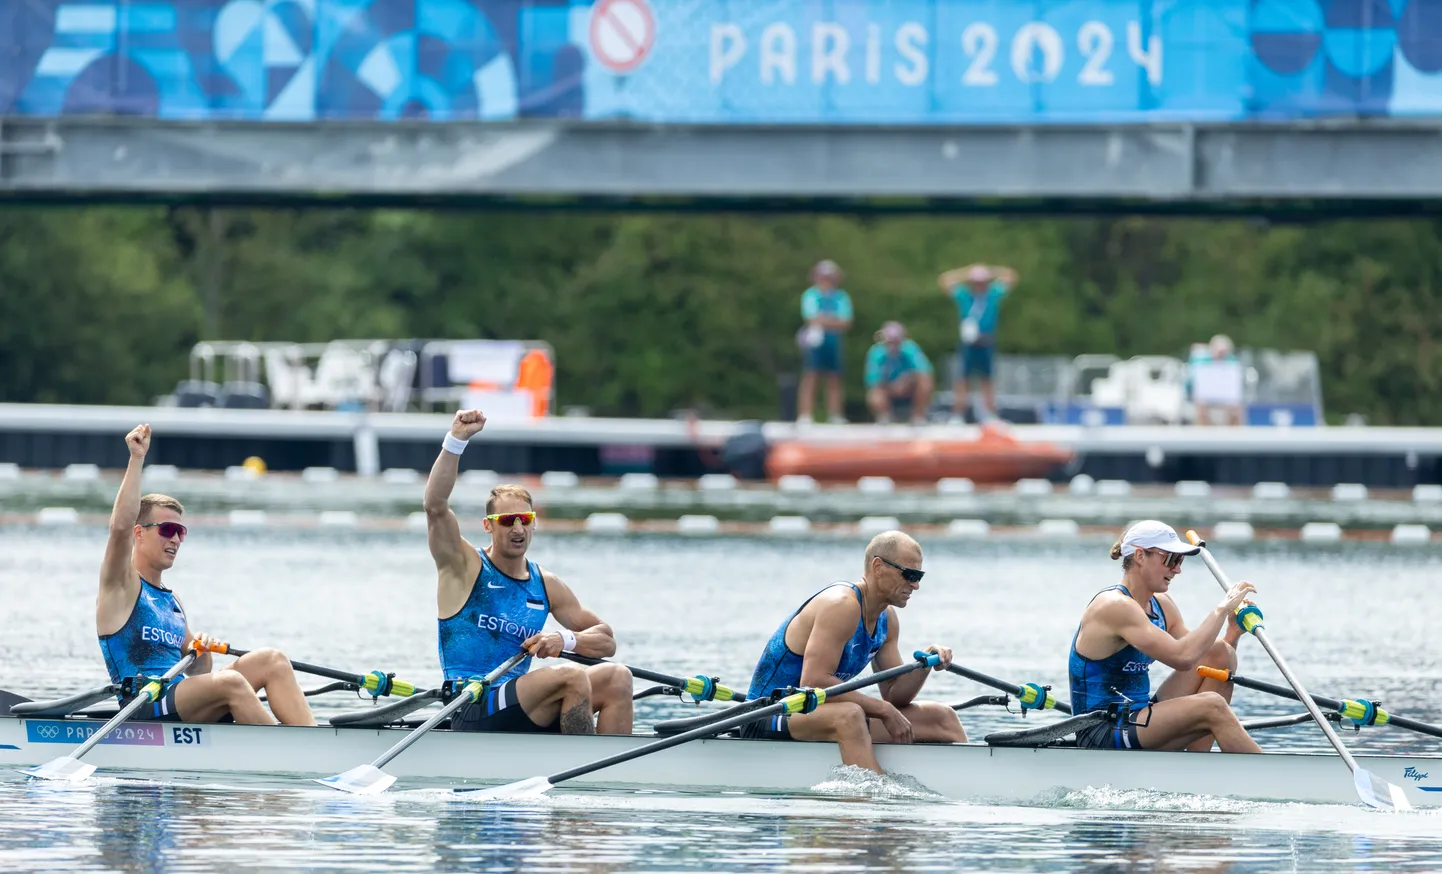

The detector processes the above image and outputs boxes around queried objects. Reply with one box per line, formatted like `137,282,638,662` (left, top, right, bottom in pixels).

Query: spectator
1188,334,1244,426
937,263,1019,423
796,260,853,425
864,322,934,425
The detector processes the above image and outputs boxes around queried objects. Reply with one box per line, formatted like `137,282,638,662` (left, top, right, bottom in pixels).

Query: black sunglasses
1147,549,1185,570
139,521,187,541
878,555,925,583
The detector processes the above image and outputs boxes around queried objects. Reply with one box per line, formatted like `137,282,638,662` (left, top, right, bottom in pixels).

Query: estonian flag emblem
525,599,545,611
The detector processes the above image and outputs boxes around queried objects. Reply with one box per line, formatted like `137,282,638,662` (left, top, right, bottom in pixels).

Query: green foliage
2,206,1439,423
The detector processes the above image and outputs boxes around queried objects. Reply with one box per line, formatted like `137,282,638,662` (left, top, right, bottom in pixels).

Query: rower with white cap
1067,520,1262,753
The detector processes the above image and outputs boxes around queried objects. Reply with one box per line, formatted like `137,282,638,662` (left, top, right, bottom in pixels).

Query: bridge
3,0,1442,212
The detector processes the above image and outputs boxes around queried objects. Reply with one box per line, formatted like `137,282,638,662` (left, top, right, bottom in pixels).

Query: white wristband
558,630,577,653
441,432,469,456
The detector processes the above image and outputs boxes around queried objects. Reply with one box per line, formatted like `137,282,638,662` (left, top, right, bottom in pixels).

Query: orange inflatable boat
762,426,1075,484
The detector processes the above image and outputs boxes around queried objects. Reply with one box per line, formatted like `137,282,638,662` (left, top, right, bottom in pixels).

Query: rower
98,425,316,725
1068,519,1261,753
741,531,964,772
425,410,633,735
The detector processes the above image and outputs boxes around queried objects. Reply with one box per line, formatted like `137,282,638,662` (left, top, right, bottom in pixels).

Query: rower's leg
1135,692,1261,753
1155,640,1237,750
173,670,277,725
224,648,318,726
788,702,881,773
584,662,634,735
874,700,967,743
513,663,594,734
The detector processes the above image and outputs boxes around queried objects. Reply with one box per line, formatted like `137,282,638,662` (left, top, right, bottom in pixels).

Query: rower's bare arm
538,572,617,659
798,597,891,718
177,612,212,675
424,410,487,576
872,610,950,707
100,425,149,601
1109,581,1254,670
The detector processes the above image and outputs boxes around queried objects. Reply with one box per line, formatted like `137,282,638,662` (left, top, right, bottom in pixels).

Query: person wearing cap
1067,520,1263,754
937,263,1019,423
864,322,934,425
796,260,854,425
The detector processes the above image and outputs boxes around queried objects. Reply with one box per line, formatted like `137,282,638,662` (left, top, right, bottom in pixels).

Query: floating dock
2,402,1441,488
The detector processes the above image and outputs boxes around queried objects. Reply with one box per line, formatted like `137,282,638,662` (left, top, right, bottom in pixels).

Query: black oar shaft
1226,673,1442,741
546,658,935,786
945,665,1073,715
223,647,414,696
560,652,744,701
560,652,681,687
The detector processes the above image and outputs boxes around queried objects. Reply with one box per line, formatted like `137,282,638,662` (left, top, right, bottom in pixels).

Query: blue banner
2,0,1441,123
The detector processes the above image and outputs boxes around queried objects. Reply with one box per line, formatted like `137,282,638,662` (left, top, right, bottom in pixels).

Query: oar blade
24,756,96,783
315,764,397,795
1354,767,1413,811
454,775,554,800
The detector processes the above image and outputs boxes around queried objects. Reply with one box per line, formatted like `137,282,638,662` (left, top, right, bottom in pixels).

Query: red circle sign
588,0,656,74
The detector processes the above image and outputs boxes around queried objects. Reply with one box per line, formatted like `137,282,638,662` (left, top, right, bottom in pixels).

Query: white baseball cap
1119,520,1201,558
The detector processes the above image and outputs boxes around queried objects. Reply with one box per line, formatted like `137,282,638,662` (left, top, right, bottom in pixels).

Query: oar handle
210,646,416,697
542,652,942,787
945,664,1072,715
559,652,745,702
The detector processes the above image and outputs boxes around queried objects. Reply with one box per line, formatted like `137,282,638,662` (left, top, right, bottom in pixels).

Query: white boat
3,712,1440,807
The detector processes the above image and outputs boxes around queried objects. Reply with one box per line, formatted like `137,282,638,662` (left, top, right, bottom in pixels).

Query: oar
1198,666,1442,742
23,651,197,782
559,652,745,702
316,651,527,795
1184,530,1412,811
210,644,417,698
945,664,1072,714
459,650,944,800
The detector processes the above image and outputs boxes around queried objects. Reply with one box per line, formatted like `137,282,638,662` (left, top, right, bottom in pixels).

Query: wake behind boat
3,705,1440,807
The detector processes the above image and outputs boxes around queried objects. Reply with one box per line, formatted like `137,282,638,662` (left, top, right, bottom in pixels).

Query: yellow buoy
242,456,268,475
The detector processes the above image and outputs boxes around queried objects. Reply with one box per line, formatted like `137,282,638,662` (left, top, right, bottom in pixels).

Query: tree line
2,206,1438,424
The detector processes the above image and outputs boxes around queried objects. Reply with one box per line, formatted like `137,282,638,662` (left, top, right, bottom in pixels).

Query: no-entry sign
588,0,656,74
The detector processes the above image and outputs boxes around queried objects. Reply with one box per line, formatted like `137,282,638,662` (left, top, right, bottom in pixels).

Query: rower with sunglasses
740,531,965,773
96,424,317,726
1067,520,1261,753
425,410,633,736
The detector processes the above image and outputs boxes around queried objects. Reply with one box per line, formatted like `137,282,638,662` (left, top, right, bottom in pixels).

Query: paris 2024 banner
2,0,1441,123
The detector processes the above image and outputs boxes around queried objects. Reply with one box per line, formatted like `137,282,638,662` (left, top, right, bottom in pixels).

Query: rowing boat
4,711,1439,807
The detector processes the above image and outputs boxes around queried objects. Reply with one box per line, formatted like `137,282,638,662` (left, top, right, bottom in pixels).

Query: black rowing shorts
450,679,561,735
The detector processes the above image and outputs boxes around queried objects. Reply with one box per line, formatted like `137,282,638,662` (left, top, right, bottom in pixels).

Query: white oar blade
1354,768,1413,811
315,764,397,795
24,756,96,783
455,775,554,801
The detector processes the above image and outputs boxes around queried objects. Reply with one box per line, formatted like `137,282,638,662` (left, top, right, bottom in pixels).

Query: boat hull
3,715,1439,807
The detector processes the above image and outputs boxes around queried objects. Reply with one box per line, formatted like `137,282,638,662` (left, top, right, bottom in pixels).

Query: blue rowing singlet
438,549,551,686
99,578,188,689
746,583,889,702
1068,585,1167,714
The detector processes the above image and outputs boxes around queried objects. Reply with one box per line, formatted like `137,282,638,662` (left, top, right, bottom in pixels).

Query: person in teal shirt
937,263,1020,423
797,260,854,425
864,322,934,425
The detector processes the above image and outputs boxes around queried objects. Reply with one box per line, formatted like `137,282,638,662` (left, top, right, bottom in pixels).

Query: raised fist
125,424,151,459
450,410,487,440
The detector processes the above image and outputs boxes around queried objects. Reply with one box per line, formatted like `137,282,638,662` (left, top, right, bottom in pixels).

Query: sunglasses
486,511,536,527
878,555,925,583
1147,549,1185,570
139,521,187,542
